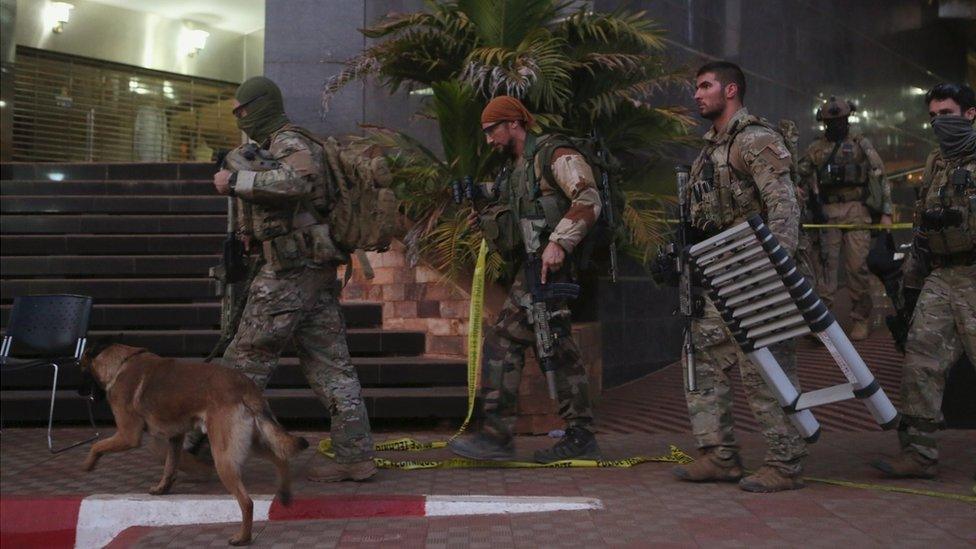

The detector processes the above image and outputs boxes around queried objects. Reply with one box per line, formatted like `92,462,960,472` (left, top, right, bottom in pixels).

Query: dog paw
148,485,171,496
82,459,97,472
228,534,252,546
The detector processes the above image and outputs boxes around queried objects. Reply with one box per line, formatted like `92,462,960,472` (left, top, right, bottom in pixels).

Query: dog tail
245,394,309,460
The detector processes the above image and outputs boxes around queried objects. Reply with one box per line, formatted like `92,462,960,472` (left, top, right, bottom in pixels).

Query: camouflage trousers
684,298,808,475
820,201,873,322
898,264,976,462
480,270,593,440
224,263,374,463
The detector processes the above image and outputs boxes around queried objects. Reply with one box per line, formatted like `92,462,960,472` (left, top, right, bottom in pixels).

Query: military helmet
816,96,856,121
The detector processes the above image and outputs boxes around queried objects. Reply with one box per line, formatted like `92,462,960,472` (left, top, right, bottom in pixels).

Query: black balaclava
824,118,850,143
235,76,289,144
931,114,976,159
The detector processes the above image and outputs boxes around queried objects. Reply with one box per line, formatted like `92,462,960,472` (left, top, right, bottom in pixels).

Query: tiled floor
2,427,973,547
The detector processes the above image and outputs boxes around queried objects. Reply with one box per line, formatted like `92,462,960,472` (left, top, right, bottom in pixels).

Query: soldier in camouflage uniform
670,62,807,493
210,76,376,482
798,97,893,341
873,83,976,479
448,96,601,463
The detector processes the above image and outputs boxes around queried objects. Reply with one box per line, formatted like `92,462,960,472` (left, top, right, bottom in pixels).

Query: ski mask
234,77,289,144
824,118,850,143
931,114,976,159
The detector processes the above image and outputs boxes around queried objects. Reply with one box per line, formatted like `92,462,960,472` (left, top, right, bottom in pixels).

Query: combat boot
533,426,601,463
448,432,515,461
307,458,377,482
672,451,743,482
738,466,805,493
871,453,937,479
849,320,870,341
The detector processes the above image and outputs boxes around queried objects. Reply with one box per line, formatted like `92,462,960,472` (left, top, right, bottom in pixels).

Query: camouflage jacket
798,132,891,214
233,125,329,242
903,147,976,287
689,107,800,253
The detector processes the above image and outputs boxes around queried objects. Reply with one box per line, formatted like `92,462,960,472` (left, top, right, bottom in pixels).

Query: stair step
1,196,226,214
0,180,216,196
0,355,464,390
0,162,214,182
0,235,225,255
1,278,215,302
76,329,425,357
0,386,472,421
1,255,218,277
0,302,382,330
1,214,225,234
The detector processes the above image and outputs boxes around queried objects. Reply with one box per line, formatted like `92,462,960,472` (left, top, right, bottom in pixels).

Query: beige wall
14,0,261,83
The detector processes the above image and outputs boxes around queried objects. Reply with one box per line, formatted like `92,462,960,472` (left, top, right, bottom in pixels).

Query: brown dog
81,343,309,545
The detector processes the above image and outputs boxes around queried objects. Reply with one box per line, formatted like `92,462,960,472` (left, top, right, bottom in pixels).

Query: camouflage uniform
896,148,976,462
798,133,891,322
226,126,374,463
479,134,601,440
685,107,807,475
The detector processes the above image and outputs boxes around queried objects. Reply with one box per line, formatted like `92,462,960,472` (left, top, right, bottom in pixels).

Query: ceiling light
46,2,74,34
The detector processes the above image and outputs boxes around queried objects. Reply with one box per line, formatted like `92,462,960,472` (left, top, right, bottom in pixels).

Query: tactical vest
689,115,775,231
917,151,976,258
237,127,345,272
818,135,871,197
481,134,572,255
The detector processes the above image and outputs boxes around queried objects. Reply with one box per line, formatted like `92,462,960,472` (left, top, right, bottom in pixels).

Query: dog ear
83,334,120,362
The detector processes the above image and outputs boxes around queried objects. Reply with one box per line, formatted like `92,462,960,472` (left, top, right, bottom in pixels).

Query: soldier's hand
880,214,893,227
213,169,233,195
540,241,566,284
465,209,480,230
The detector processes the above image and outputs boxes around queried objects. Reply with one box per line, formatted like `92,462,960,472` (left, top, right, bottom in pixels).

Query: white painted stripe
425,495,603,516
74,494,274,549
72,494,605,548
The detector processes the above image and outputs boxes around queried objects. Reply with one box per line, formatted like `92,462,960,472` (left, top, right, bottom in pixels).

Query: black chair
1,294,99,453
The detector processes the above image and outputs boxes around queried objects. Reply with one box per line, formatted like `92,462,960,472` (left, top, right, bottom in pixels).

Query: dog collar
103,348,149,393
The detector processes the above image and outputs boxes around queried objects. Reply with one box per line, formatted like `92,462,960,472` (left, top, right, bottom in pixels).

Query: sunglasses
482,120,509,135
233,93,266,118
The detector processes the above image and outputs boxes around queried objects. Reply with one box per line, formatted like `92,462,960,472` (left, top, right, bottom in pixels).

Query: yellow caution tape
801,476,976,504
318,437,693,470
665,219,914,230
449,239,487,443
802,222,913,230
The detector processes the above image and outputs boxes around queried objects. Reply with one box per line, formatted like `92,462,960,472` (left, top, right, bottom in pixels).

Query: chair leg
47,363,99,454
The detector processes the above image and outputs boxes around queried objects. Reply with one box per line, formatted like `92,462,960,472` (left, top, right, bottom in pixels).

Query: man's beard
502,140,517,157
699,100,724,120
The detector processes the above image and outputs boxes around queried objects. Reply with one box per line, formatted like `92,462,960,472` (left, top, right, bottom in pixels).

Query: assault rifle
651,166,706,390
520,218,581,400
866,232,919,354
205,146,271,361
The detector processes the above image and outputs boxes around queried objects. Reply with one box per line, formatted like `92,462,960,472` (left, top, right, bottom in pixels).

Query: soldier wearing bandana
873,83,976,479
447,96,602,463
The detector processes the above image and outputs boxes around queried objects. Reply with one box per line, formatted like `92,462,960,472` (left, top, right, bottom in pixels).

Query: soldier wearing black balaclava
207,76,377,482
797,97,893,341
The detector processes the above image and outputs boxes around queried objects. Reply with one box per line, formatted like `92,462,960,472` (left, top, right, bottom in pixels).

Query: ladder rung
795,383,855,411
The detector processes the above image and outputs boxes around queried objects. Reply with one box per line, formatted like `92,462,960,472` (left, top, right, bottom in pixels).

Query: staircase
0,162,468,424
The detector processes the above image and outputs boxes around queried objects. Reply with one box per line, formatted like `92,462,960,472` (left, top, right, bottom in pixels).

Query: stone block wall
339,240,471,357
